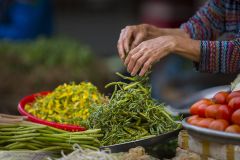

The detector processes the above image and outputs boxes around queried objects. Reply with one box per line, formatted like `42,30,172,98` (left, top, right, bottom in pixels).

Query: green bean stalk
85,72,181,146
0,122,102,152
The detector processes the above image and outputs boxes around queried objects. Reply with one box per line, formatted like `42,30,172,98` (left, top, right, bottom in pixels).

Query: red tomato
197,118,214,128
205,104,220,119
225,124,240,133
190,99,213,115
228,97,240,111
189,117,204,126
227,91,240,103
187,115,199,124
216,105,233,121
209,119,229,131
190,105,199,115
231,109,240,125
213,91,229,104
198,103,210,117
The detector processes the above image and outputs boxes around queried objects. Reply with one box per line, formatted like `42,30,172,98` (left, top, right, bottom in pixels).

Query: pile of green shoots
85,73,181,146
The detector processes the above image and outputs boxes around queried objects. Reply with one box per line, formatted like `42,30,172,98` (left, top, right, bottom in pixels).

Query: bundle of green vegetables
0,122,102,152
86,73,181,146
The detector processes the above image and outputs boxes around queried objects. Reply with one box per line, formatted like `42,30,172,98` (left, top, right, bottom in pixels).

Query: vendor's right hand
117,24,161,61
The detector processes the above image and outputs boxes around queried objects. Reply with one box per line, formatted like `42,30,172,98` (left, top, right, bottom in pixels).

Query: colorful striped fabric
180,0,240,74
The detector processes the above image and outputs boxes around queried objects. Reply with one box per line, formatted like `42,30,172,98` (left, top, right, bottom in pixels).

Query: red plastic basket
18,91,86,132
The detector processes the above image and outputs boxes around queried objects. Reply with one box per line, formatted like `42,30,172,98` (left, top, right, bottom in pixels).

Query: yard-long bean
0,122,102,152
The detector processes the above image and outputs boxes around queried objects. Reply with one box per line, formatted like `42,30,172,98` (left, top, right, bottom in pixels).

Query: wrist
173,36,200,62
145,24,162,39
166,35,178,53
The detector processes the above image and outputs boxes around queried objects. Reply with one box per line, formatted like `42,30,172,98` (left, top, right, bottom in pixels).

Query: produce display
0,72,181,159
5,36,240,159
25,82,106,126
187,90,240,133
21,73,180,147
85,73,181,146
0,122,102,151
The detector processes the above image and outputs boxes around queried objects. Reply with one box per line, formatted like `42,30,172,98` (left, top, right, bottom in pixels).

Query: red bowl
18,91,86,132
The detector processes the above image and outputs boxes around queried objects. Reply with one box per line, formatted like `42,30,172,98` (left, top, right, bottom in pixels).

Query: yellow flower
72,95,79,102
24,82,105,125
92,94,98,101
82,115,87,120
49,110,53,115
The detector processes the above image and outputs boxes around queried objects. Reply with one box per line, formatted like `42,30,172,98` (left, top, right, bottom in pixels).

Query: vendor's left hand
124,35,176,76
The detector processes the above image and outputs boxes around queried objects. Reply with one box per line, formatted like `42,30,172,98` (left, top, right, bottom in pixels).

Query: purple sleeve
180,0,240,74
197,39,240,73
180,0,225,40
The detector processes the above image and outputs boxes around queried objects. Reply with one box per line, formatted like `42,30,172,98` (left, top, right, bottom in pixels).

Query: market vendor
117,0,240,76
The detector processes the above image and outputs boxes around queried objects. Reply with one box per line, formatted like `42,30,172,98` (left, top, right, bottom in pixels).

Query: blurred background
0,0,237,114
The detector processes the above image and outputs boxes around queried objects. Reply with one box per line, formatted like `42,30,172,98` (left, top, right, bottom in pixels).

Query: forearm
172,36,200,62
160,28,190,38
146,24,190,39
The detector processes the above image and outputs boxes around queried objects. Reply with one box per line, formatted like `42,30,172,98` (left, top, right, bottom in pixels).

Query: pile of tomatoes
187,90,240,134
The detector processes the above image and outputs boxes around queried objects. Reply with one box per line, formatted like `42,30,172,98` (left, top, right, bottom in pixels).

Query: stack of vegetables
85,73,181,146
0,120,101,151
4,72,181,154
0,125,101,151
187,90,240,133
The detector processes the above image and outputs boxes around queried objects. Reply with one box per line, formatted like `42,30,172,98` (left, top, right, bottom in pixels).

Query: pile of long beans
0,122,102,152
86,73,181,146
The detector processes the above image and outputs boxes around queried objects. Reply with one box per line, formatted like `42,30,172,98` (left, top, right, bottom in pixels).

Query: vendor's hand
117,24,161,61
124,36,177,76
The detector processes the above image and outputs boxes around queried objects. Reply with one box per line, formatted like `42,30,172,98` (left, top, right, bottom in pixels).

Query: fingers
130,33,144,50
126,51,144,74
117,29,126,60
125,48,153,77
117,26,135,60
123,27,133,54
124,46,141,66
130,54,148,76
139,58,153,76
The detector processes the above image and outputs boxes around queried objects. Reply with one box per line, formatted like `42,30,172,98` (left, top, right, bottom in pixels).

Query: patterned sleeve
180,0,225,40
180,0,240,74
197,38,240,73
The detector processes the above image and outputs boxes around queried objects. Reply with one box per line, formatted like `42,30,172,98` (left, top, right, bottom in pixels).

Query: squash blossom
25,82,105,126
